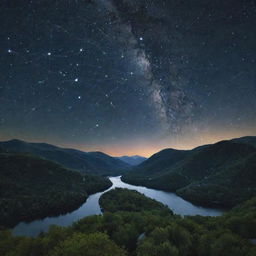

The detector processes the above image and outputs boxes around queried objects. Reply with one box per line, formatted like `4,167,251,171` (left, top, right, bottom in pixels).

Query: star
1,0,255,161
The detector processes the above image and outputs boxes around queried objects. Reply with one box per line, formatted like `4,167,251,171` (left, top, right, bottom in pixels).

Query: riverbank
0,153,112,229
4,192,256,256
12,176,224,237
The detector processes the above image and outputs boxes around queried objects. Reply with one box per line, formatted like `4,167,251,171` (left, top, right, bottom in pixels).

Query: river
13,176,224,237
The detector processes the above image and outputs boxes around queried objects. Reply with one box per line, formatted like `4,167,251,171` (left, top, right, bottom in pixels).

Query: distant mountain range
122,136,256,208
117,155,147,166
0,139,131,176
1,136,256,209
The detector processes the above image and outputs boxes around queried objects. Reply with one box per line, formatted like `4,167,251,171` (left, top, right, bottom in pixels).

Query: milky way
0,0,255,156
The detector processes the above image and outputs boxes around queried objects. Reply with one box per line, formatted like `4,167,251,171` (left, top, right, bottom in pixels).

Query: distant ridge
0,139,131,176
117,155,147,166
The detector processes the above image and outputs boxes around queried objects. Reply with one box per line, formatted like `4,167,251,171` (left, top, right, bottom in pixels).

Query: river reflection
13,176,224,237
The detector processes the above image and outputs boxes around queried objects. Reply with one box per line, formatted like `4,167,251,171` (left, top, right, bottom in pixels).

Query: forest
122,139,256,208
1,188,255,256
0,153,111,228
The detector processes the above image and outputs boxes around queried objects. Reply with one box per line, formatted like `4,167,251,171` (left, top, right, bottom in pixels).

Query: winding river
13,176,224,237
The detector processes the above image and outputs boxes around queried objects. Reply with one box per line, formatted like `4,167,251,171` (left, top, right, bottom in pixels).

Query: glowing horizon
1,129,255,158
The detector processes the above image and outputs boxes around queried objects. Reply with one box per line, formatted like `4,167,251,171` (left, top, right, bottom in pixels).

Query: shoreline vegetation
0,136,255,255
1,189,255,256
99,188,173,214
0,153,112,228
122,137,256,209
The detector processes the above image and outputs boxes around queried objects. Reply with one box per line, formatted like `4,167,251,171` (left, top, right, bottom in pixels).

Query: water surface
13,176,224,236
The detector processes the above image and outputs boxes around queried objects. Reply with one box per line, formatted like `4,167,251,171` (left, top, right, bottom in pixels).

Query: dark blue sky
0,0,255,156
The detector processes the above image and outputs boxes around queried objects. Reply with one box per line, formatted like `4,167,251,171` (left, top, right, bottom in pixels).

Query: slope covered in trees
177,152,256,207
99,188,172,214
0,153,111,228
122,138,256,208
1,192,256,256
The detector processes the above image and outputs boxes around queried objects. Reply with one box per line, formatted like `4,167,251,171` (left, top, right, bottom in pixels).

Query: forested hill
0,152,111,228
0,139,130,176
123,137,256,208
100,188,172,214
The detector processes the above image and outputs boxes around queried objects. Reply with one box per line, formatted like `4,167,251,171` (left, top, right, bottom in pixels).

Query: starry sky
0,0,256,157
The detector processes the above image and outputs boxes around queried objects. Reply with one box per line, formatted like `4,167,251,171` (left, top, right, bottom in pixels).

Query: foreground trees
1,189,256,256
52,233,127,256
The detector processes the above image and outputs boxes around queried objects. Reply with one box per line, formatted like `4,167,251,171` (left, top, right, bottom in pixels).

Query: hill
117,155,147,166
99,188,172,214
123,137,256,208
0,139,130,176
128,148,189,177
0,153,111,227
231,136,256,148
177,152,256,207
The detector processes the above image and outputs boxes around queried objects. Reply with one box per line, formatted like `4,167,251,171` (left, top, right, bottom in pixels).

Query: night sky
0,0,256,156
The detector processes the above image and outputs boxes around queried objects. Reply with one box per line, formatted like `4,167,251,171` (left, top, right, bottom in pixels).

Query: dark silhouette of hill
0,139,130,176
231,136,256,148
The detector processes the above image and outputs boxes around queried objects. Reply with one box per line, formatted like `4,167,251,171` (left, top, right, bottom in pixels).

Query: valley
0,137,255,256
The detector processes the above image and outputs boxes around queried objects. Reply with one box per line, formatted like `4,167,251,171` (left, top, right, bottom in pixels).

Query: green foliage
99,188,173,214
221,197,256,238
137,238,179,256
198,231,251,256
178,152,256,207
1,196,256,256
51,232,127,256
0,153,111,228
1,183,256,256
123,140,256,208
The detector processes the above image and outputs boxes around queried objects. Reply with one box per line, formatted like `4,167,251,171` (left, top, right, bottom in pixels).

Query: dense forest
0,153,111,228
1,137,256,255
99,188,172,214
123,137,256,208
1,188,256,256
